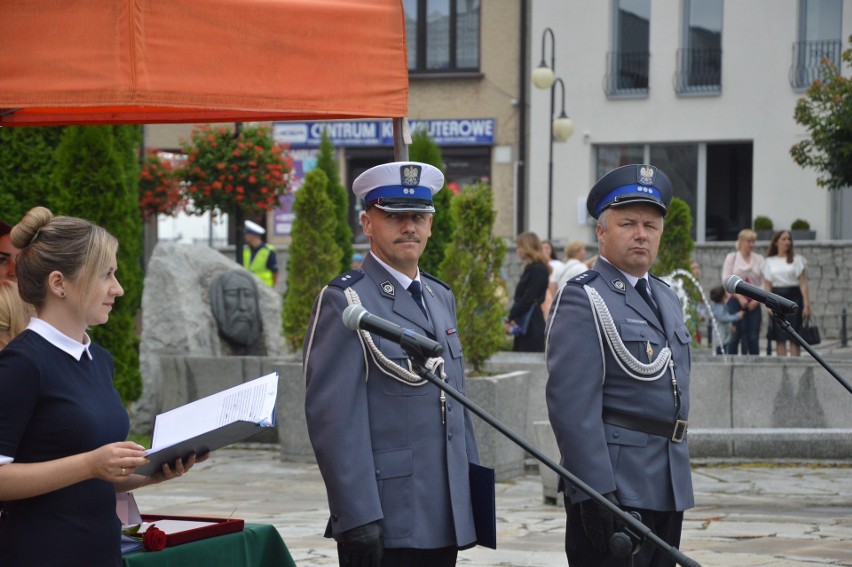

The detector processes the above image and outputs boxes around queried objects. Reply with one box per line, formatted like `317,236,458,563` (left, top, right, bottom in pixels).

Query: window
790,0,843,89
675,0,723,94
404,0,480,74
595,141,754,241
606,0,651,97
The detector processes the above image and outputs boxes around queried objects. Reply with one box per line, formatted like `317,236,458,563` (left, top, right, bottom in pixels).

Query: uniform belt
602,408,687,443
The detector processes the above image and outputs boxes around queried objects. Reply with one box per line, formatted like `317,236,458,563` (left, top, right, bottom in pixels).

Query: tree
51,125,144,403
0,126,64,222
282,169,343,352
315,129,353,273
791,38,852,190
439,182,507,374
408,128,456,276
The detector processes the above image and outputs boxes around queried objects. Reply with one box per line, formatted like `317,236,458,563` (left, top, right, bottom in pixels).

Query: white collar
599,256,648,288
369,251,421,289
26,318,93,361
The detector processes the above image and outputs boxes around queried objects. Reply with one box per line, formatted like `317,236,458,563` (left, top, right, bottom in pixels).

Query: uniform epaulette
328,270,364,289
421,270,450,290
567,270,598,285
649,273,671,287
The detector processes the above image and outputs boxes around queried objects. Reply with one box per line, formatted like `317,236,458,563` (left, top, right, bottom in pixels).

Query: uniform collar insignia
380,280,395,296
423,283,434,296
612,278,626,291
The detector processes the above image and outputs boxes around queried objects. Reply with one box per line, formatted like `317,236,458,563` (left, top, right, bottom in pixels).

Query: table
123,523,295,567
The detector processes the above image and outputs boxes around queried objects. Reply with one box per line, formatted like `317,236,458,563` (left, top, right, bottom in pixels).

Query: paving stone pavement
133,447,852,566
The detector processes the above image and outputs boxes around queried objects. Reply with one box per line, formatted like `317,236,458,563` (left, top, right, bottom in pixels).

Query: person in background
762,230,810,357
721,229,765,355
542,240,564,275
0,207,201,566
242,219,278,287
709,285,745,354
0,280,32,350
304,162,486,567
0,220,18,282
351,252,364,270
547,164,693,567
506,232,550,352
543,240,588,318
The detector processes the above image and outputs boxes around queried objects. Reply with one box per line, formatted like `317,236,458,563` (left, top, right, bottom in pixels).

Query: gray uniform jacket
303,253,480,550
545,259,694,512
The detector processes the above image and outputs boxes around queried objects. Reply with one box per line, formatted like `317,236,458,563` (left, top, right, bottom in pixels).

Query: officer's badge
612,278,626,291
639,165,655,186
400,165,422,187
380,280,395,296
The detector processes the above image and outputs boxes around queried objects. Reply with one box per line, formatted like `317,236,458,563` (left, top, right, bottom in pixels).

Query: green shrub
51,126,144,403
0,126,65,222
315,129,353,274
439,182,507,374
409,128,455,276
791,218,810,230
753,215,773,231
654,197,694,277
282,169,343,352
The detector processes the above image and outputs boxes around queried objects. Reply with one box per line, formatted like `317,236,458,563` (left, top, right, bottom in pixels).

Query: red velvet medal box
140,514,245,547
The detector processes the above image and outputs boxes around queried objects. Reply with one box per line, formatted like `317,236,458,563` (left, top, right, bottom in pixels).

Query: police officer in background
303,161,484,567
242,220,278,287
546,164,693,567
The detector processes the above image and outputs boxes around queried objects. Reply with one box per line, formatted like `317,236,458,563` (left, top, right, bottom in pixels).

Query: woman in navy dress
0,207,201,567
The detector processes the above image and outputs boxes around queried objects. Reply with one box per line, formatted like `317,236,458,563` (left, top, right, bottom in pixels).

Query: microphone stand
402,347,702,567
774,316,852,395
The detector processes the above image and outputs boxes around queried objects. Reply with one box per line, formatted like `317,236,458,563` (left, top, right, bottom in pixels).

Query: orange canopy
0,0,409,126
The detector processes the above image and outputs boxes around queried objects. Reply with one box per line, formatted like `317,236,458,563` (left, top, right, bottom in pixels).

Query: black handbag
509,304,537,336
800,317,821,345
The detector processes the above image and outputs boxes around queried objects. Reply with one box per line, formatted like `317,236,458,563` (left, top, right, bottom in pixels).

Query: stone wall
502,240,852,341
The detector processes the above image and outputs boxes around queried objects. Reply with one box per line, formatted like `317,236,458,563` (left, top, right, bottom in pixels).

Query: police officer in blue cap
304,161,487,567
546,164,694,566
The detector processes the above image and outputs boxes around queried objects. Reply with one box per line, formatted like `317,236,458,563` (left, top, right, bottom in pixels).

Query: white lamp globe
532,65,556,89
552,116,574,141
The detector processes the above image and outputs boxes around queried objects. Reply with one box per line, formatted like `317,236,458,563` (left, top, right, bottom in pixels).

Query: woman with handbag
506,232,551,352
762,230,811,357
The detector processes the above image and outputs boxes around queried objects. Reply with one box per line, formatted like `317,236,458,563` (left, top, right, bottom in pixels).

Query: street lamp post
533,28,574,241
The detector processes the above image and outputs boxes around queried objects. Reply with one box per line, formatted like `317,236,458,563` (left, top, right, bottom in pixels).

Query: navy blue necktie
635,278,663,323
408,280,428,318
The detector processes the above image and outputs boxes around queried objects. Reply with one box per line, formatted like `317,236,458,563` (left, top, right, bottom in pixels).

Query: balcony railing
789,39,841,89
674,48,722,94
605,51,650,97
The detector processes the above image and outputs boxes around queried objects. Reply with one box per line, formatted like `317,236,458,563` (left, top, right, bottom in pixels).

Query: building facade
528,0,852,244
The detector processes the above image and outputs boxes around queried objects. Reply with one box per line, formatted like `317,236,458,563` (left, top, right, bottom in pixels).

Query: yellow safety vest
243,244,275,287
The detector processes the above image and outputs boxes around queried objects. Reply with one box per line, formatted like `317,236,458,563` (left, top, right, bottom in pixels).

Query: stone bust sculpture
210,270,263,348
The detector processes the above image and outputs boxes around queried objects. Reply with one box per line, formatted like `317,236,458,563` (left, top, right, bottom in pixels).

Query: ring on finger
121,466,126,476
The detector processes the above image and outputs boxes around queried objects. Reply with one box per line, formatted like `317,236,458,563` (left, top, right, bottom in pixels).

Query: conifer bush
282,168,343,352
51,126,144,403
0,126,65,221
314,130,353,274
439,182,507,374
409,128,455,276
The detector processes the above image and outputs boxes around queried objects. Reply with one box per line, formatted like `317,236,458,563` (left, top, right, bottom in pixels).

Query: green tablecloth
123,523,296,567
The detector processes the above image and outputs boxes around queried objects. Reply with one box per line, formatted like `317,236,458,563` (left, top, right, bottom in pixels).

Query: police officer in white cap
546,164,693,567
304,161,487,567
242,220,278,287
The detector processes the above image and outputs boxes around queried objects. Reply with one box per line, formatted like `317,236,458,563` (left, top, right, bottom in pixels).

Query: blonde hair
736,229,757,251
563,240,585,260
0,280,32,349
11,207,118,311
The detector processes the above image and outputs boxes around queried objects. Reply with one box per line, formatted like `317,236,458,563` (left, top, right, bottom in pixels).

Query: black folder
469,462,497,549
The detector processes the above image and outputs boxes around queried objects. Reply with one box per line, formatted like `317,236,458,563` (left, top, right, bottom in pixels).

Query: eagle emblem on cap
639,165,655,186
401,165,422,187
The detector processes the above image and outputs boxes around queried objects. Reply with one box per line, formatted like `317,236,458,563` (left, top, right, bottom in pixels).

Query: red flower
142,525,168,551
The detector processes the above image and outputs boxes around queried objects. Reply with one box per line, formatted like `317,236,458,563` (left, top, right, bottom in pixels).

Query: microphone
342,304,443,358
724,275,799,314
